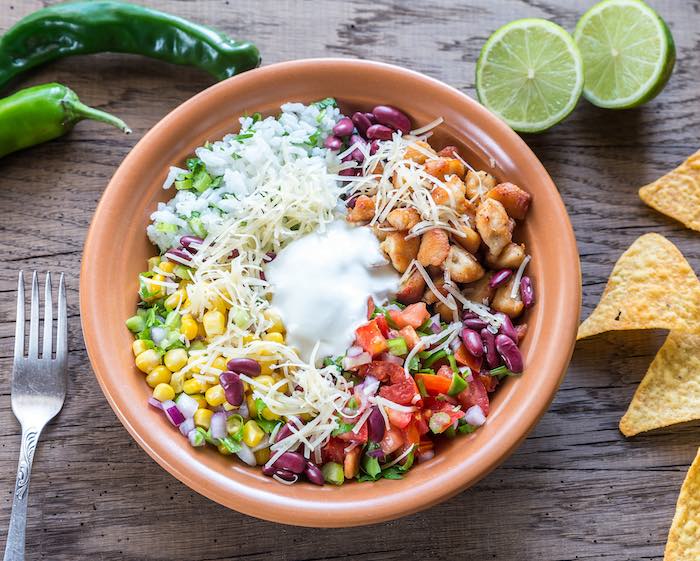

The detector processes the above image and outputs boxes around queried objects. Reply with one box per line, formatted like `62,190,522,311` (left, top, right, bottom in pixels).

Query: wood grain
1,0,699,559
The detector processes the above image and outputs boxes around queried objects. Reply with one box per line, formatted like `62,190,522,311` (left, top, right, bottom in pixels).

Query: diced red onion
342,352,372,370
188,429,205,447
356,375,380,400
346,345,363,358
449,337,462,352
430,314,442,334
379,352,403,366
147,396,163,409
465,405,486,427
179,417,195,436
210,412,227,440
162,400,185,426
176,393,199,419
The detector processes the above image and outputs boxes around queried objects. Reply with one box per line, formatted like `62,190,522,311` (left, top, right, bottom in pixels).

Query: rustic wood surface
1,0,698,559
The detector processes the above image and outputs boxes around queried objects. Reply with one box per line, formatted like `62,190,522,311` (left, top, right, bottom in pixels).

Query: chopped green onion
458,423,478,434
322,462,344,485
226,415,244,439
190,428,206,447
219,436,242,453
125,315,146,333
386,337,408,356
489,365,517,377
174,178,192,191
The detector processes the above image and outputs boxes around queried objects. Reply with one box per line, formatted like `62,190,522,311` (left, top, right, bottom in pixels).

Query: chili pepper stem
63,99,131,134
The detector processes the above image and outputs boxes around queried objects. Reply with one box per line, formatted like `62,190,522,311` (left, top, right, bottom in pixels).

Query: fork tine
56,273,67,364
27,271,40,358
42,272,53,359
14,271,24,360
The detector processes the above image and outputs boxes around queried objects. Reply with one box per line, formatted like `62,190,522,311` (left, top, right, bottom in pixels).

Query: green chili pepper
0,83,130,158
0,1,261,91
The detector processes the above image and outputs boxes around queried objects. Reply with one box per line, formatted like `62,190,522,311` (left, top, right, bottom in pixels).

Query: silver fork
3,272,67,561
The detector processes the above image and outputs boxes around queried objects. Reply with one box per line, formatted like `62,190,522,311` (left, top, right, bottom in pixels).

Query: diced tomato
422,395,458,412
375,315,390,338
380,428,404,455
379,373,419,405
402,420,421,446
399,326,420,350
480,373,499,393
436,365,453,379
337,421,368,444
415,373,451,396
413,412,429,435
457,375,490,416
386,408,412,429
454,342,483,371
357,360,404,382
389,303,430,329
366,297,375,320
321,437,346,464
355,319,387,356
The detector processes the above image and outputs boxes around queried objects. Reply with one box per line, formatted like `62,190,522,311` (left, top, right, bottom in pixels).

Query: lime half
574,0,675,109
476,18,584,133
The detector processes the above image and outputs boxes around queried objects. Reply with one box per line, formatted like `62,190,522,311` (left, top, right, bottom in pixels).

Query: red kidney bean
366,124,394,140
515,323,528,343
460,328,483,358
462,311,478,320
339,168,360,177
495,312,518,342
165,248,192,262
332,117,354,137
349,134,366,162
489,269,513,289
369,140,380,155
274,451,306,474
305,461,324,485
463,317,487,331
480,328,499,368
275,422,295,443
274,469,297,483
230,248,240,259
351,112,373,137
520,276,535,308
324,135,343,150
350,134,365,147
265,251,276,262
495,334,523,373
364,112,377,124
367,406,386,442
226,358,261,377
219,371,243,406
180,235,203,249
372,105,411,134
346,195,358,209
262,464,277,477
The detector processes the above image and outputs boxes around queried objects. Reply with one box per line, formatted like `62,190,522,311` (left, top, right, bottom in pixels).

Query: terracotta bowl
81,58,581,527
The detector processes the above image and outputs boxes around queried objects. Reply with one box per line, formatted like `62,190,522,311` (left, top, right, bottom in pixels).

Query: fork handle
3,426,42,561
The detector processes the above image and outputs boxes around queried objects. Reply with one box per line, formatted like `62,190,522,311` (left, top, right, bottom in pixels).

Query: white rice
147,100,342,252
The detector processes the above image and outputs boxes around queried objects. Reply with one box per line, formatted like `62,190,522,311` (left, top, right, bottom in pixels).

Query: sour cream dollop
266,220,399,363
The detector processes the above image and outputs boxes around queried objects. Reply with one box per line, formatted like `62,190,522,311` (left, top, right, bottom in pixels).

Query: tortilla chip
620,331,700,436
577,233,700,339
665,447,700,560
640,149,700,232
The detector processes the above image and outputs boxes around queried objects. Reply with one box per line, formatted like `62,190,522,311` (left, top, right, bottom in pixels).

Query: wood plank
1,0,698,559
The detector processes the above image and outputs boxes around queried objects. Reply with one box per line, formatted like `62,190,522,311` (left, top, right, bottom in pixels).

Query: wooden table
1,1,697,559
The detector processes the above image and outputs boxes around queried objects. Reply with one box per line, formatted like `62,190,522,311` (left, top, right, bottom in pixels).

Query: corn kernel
180,315,198,340
190,393,207,408
261,407,280,421
147,256,161,271
217,443,232,455
255,375,276,389
205,384,226,407
132,339,151,357
186,355,201,373
263,309,285,334
210,297,228,315
254,448,271,465
170,371,186,393
183,378,203,395
163,348,188,371
202,310,226,338
146,365,171,387
242,420,265,447
159,261,175,273
246,395,257,417
164,289,186,311
135,349,161,373
152,383,175,402
262,332,284,344
194,408,213,429
211,356,228,371
223,402,236,411
260,360,275,376
242,334,258,344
